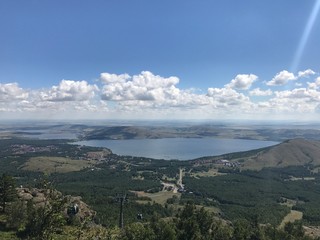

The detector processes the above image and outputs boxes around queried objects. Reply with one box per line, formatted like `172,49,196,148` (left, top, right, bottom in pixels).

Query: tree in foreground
17,179,68,240
0,173,16,213
176,203,232,240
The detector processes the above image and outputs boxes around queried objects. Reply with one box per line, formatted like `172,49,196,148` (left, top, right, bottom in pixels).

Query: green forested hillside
2,138,320,239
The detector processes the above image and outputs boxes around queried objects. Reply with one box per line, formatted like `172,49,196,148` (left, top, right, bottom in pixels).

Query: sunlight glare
291,0,320,72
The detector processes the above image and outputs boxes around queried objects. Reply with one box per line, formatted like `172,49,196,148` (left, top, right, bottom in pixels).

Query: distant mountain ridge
242,138,320,169
79,125,320,141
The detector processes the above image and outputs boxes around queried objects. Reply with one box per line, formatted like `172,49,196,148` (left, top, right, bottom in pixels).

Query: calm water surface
20,130,77,139
74,138,279,160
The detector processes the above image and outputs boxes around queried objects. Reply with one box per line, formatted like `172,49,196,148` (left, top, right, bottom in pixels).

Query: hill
78,124,320,141
3,137,320,238
242,138,320,169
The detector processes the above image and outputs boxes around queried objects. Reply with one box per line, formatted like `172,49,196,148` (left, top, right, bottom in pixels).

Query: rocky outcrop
16,187,96,222
65,195,95,221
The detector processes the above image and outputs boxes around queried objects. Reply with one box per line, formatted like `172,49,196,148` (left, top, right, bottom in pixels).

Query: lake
18,130,78,139
74,138,279,160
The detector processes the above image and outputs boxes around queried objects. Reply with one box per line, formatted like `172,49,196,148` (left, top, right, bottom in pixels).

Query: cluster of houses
85,149,111,161
193,158,241,168
216,159,240,168
10,144,57,155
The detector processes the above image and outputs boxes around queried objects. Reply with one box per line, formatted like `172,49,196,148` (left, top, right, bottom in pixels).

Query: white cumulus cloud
274,88,319,100
298,69,316,78
266,70,297,86
307,77,320,90
207,87,250,107
225,74,258,90
0,83,29,102
40,80,98,102
2,69,320,120
265,87,320,115
249,88,273,96
100,73,131,84
101,71,180,101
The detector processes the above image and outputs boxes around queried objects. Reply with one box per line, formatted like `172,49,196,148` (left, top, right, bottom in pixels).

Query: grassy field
21,156,96,174
135,191,181,205
191,168,227,178
279,210,303,229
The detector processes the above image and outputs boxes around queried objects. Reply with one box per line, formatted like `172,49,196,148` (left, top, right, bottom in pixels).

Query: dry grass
134,191,181,205
191,168,227,178
279,210,303,229
242,139,320,170
304,226,320,238
21,156,95,174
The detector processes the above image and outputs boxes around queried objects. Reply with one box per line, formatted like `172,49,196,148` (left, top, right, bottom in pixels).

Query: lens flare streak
291,0,320,72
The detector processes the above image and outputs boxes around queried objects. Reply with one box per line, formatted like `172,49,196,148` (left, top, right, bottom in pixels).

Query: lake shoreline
73,138,279,161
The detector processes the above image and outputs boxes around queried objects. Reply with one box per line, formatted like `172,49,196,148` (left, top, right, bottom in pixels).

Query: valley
2,122,320,239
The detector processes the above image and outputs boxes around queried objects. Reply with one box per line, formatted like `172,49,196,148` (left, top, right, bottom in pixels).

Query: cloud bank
1,69,320,120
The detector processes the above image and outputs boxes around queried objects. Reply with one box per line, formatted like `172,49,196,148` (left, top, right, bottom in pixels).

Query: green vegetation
1,188,318,240
80,124,320,141
183,166,320,225
22,156,96,174
135,191,181,205
3,137,320,238
0,174,17,213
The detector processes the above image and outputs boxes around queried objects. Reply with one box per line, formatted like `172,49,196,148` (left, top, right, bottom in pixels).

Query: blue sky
1,1,320,120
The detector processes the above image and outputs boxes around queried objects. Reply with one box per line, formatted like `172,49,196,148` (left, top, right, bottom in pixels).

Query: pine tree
19,179,68,240
0,173,16,213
